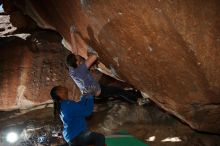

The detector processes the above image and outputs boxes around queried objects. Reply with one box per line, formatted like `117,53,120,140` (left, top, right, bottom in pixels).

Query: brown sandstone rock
9,11,37,31
2,0,220,133
0,31,79,110
2,0,17,13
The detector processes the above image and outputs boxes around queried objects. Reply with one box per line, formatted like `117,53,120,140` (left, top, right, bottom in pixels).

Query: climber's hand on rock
70,25,77,33
87,46,99,57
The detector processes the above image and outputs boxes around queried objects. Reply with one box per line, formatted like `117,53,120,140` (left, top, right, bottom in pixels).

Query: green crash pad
106,135,149,146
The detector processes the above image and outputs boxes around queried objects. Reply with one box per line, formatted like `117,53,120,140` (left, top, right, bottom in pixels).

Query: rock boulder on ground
2,0,220,134
0,30,78,110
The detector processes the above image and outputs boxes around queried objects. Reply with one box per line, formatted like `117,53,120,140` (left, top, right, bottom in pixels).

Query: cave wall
0,30,79,110
2,0,220,133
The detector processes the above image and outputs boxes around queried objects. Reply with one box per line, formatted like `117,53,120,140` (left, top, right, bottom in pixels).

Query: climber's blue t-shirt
59,95,94,142
69,63,100,96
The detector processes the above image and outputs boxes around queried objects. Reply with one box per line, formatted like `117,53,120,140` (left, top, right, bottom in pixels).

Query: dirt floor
90,101,220,146
0,99,219,146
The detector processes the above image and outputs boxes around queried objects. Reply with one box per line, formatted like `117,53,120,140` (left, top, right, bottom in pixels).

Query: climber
67,25,140,103
50,86,105,146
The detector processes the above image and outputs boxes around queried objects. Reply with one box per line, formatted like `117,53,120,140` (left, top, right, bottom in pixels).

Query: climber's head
50,86,68,101
66,54,78,68
66,54,84,68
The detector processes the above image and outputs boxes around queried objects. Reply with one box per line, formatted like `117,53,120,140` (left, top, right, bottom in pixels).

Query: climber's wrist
87,46,99,57
70,25,77,33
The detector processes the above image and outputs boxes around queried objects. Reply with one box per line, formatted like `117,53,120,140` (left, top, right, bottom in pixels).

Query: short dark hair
66,54,77,68
50,86,62,117
50,86,60,101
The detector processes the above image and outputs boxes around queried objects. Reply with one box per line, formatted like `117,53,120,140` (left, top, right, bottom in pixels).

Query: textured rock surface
2,0,220,133
9,10,37,32
0,29,78,110
0,15,16,36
